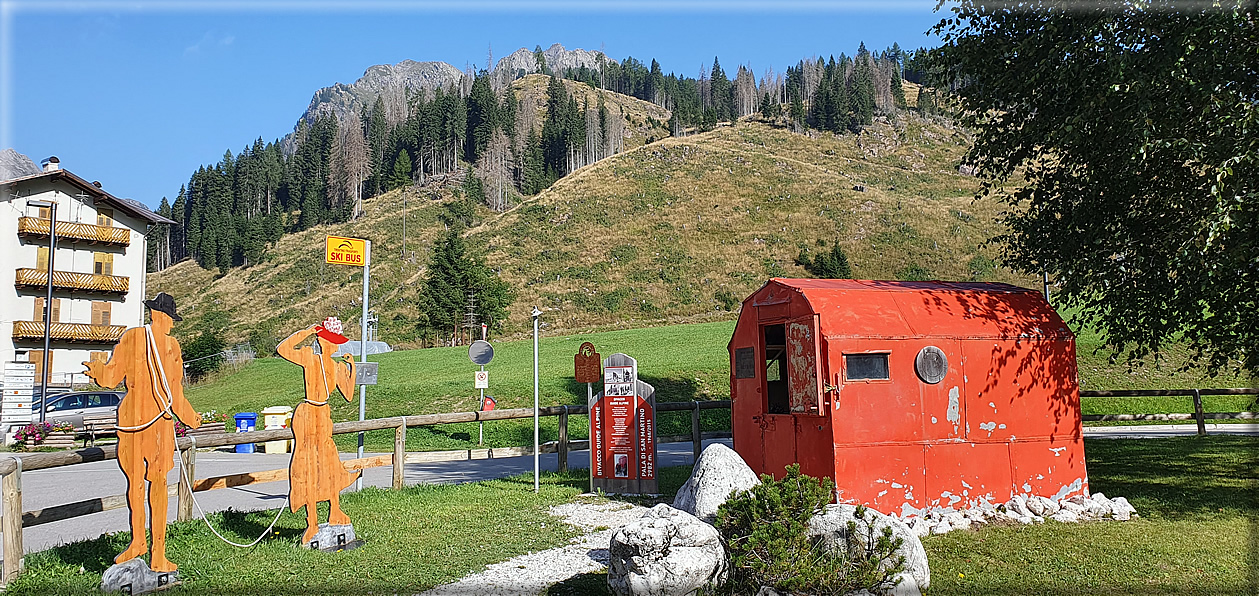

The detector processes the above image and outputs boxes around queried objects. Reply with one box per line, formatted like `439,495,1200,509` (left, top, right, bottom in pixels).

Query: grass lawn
8,437,1257,594
923,436,1259,595
6,471,591,595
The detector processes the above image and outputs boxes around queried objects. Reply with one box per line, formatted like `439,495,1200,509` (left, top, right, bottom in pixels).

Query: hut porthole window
915,346,948,384
845,353,890,381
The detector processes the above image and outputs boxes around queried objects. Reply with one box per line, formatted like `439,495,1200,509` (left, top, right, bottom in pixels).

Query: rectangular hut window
845,353,890,381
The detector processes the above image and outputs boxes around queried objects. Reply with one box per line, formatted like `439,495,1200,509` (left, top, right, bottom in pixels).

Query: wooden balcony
11,321,127,344
14,268,129,295
16,216,131,247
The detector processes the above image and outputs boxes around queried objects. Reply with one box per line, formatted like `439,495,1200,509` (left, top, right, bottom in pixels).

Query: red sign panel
590,353,657,494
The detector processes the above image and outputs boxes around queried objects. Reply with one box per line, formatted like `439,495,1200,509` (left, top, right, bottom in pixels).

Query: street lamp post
26,198,56,421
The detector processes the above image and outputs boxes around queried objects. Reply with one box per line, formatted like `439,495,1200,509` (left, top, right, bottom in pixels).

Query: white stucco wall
1,175,150,385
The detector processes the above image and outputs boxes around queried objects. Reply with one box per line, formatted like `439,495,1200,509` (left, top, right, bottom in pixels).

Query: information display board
589,353,657,494
2,362,36,432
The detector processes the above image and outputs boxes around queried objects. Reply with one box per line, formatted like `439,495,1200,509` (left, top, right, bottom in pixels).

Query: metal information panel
355,362,379,385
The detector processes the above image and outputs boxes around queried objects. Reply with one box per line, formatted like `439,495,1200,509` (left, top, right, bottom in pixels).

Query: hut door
786,316,823,415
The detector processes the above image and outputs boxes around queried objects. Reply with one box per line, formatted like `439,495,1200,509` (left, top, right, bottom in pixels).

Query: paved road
5,423,1256,559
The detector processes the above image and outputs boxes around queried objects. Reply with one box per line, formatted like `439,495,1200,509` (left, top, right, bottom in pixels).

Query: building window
92,301,112,326
93,252,114,276
28,350,52,384
34,203,50,219
33,297,61,323
845,353,891,381
96,208,114,227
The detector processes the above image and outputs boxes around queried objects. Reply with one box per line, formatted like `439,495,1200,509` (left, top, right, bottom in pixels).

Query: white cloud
184,30,234,55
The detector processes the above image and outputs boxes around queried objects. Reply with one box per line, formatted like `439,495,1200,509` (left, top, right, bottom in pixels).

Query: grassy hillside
151,105,1013,348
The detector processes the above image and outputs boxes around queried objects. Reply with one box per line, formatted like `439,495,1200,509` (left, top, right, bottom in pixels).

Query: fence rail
0,388,1255,585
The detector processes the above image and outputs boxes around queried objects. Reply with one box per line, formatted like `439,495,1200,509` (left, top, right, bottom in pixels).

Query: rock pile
900,492,1138,537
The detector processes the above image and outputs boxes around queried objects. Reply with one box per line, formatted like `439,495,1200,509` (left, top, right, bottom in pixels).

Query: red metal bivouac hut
728,279,1087,517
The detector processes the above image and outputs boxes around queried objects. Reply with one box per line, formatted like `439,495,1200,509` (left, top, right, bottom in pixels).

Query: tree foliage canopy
934,0,1258,374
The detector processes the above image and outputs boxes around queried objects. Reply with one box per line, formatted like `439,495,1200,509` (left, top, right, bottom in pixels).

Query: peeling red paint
729,279,1089,515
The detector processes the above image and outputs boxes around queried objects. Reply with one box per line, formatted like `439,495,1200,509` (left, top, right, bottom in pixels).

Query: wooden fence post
177,438,196,522
1192,389,1207,436
558,406,569,473
692,401,702,464
3,457,23,585
393,418,406,490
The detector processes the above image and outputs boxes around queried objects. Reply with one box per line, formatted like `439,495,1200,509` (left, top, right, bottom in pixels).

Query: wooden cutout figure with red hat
276,317,360,545
82,292,201,573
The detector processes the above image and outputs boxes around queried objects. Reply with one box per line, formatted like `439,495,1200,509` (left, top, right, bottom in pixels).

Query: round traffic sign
468,340,494,366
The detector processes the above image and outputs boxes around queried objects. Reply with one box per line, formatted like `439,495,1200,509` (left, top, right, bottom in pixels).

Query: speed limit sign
474,370,489,389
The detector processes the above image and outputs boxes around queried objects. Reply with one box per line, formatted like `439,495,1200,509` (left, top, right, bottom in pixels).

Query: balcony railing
11,321,127,344
16,217,131,247
14,268,129,295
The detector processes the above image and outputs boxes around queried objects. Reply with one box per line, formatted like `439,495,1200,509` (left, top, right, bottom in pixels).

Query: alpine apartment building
1,157,172,386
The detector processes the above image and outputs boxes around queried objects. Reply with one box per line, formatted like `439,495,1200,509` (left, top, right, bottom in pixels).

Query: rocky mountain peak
0,148,40,182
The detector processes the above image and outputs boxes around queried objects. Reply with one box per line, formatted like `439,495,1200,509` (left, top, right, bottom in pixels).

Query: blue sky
2,1,944,209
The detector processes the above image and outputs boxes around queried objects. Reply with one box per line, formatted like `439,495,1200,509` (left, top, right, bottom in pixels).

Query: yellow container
261,406,293,454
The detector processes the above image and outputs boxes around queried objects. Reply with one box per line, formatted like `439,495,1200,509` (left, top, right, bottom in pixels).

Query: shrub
714,464,905,595
895,263,932,281
184,332,227,382
797,242,853,279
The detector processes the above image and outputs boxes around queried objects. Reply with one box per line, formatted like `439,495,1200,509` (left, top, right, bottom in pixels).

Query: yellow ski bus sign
326,235,367,266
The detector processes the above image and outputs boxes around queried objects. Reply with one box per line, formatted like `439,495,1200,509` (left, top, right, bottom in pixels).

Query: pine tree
419,227,514,343
390,149,413,190
709,57,735,122
466,73,497,163
368,96,389,196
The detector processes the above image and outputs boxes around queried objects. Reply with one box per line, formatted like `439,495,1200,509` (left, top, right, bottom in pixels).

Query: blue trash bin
234,412,257,453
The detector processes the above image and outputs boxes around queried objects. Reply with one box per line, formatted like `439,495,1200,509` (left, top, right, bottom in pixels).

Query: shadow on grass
215,508,305,544
495,470,592,493
1084,436,1259,518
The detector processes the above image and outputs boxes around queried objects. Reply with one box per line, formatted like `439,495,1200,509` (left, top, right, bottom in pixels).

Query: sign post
326,235,370,491
589,353,656,495
574,342,601,490
468,340,494,445
531,307,542,494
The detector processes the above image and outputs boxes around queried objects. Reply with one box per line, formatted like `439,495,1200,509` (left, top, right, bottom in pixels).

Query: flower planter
39,431,76,450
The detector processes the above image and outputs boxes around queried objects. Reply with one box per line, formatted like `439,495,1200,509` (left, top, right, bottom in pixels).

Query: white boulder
608,504,727,596
673,443,760,523
807,504,931,590
1110,496,1136,521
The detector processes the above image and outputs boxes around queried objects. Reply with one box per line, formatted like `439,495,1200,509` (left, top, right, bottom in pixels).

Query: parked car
31,391,123,430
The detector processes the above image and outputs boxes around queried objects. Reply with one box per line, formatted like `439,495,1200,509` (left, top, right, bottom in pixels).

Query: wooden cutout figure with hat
276,317,360,544
82,292,201,572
